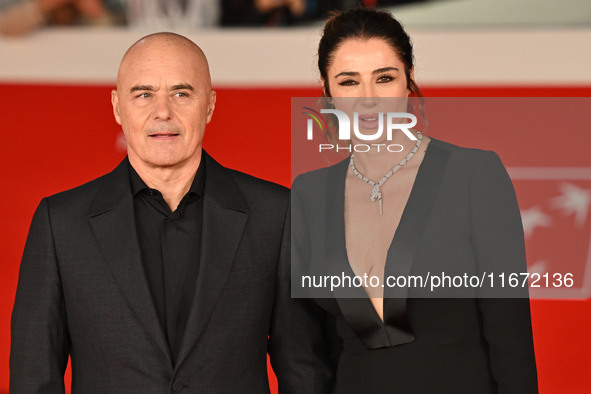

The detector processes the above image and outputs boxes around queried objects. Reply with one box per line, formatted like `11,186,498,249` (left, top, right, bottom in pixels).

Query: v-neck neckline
342,139,432,322
324,139,451,349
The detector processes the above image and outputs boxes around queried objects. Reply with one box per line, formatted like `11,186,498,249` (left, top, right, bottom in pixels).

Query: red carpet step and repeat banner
1,28,591,393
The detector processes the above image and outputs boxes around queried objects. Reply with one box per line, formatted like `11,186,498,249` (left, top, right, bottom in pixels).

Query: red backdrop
1,84,590,393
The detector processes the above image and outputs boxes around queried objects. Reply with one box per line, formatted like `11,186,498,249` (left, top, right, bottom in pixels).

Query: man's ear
111,89,122,125
206,90,216,124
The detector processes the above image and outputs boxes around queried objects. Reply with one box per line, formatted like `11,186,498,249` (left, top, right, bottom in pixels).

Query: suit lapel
324,158,402,349
175,152,248,369
88,159,172,367
381,141,449,343
328,142,450,349
325,159,397,349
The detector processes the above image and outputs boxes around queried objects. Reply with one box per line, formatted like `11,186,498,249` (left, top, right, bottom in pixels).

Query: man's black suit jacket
10,152,333,393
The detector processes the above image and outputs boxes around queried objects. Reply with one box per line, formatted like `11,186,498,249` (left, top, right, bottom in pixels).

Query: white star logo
550,182,591,228
521,206,552,239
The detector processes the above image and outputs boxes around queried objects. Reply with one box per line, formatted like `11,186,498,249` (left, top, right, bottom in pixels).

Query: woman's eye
338,79,358,86
377,75,394,83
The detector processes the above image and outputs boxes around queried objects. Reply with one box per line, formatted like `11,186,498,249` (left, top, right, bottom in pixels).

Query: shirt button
172,381,184,392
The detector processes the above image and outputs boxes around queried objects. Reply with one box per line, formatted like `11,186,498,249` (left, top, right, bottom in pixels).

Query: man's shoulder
43,160,126,211
224,167,289,198
48,174,107,200
219,168,290,219
204,152,289,202
202,153,290,221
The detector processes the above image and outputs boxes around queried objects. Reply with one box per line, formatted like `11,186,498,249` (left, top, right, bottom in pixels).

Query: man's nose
152,97,173,120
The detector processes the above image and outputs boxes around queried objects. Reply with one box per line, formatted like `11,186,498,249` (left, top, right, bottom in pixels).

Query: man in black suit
10,32,332,393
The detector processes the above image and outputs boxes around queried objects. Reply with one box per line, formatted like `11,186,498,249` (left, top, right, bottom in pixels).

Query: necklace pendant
349,131,423,218
370,184,381,202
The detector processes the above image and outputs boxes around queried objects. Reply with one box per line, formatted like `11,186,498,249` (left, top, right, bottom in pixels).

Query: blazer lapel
381,141,449,343
174,152,249,369
324,159,395,348
328,142,450,349
88,158,172,367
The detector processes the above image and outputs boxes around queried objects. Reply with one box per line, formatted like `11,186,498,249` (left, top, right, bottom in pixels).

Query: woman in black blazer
292,8,538,393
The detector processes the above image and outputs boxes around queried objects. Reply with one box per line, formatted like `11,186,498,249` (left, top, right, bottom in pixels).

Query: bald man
10,33,333,394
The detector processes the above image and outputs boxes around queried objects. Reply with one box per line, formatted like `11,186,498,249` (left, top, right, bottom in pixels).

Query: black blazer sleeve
267,197,335,394
10,198,71,393
470,151,539,393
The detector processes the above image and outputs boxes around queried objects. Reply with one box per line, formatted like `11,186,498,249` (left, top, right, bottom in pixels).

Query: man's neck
130,154,202,212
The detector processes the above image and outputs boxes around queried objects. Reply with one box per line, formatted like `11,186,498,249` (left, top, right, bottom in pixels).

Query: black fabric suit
11,152,333,394
292,139,538,393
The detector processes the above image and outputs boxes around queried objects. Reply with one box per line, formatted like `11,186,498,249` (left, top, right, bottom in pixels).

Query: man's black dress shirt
130,161,205,365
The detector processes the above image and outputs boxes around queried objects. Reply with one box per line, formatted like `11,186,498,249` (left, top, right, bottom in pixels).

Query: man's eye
137,92,151,98
338,79,358,86
175,92,189,97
